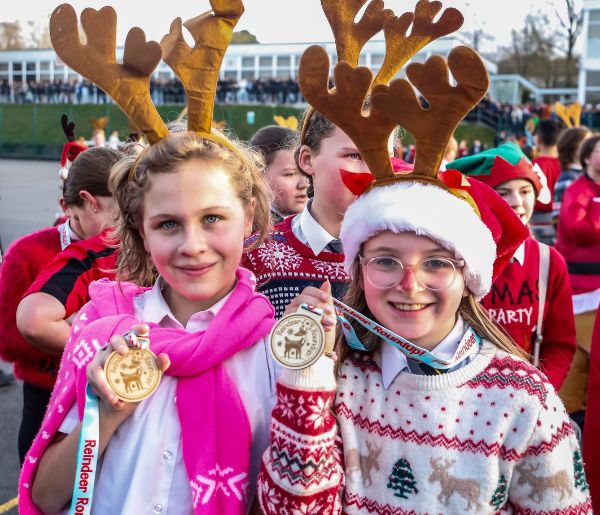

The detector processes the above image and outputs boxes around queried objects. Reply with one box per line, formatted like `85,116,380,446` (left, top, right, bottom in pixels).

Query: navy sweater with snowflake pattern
242,215,350,318
257,341,592,514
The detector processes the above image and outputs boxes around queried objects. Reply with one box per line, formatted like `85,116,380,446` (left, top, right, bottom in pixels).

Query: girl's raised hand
86,323,170,422
283,281,336,332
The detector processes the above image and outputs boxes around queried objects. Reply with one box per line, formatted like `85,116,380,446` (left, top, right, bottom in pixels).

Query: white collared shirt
512,242,525,266
291,199,338,255
381,317,467,389
59,279,277,514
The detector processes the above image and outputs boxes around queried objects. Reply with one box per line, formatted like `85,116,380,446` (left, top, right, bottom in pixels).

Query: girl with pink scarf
20,131,276,515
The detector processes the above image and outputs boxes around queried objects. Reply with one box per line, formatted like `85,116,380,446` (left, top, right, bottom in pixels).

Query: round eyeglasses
359,255,465,291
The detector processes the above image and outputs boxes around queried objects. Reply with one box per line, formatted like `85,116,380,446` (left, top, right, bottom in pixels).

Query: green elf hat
446,142,551,205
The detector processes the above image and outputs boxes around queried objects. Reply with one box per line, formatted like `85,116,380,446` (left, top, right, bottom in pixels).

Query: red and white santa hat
340,169,528,299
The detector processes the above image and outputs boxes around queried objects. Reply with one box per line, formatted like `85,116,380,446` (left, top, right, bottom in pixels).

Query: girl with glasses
257,0,589,508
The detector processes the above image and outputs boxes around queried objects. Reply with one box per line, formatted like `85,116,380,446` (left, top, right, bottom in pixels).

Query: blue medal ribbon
332,298,481,370
69,384,100,515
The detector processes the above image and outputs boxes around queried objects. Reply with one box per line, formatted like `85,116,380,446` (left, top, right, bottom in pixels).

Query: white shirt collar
136,277,233,332
291,199,338,255
513,242,525,266
66,220,81,242
381,317,466,389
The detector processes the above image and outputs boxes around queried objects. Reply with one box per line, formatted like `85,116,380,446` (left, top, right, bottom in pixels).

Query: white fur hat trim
340,182,496,299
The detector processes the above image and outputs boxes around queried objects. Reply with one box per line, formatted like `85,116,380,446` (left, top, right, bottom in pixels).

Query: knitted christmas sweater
242,216,349,318
258,342,592,514
481,237,576,390
0,226,62,389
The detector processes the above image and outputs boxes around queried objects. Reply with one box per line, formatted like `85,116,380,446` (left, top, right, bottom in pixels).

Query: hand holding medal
102,326,163,402
270,281,337,369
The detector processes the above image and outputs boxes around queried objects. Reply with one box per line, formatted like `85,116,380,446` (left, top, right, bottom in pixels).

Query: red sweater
532,156,561,212
242,216,349,319
0,227,63,389
584,305,600,512
555,174,600,294
481,237,576,390
24,230,117,319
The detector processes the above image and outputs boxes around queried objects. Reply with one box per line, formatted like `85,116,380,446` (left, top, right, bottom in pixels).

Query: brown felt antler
321,0,392,66
50,4,168,144
61,114,75,142
371,46,489,181
161,0,244,136
299,46,398,181
374,0,463,85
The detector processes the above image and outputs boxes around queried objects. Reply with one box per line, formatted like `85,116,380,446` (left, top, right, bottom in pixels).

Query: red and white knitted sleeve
257,357,345,515
507,387,593,513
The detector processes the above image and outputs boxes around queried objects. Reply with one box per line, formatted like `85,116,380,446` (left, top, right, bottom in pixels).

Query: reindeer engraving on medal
270,309,325,369
104,331,162,402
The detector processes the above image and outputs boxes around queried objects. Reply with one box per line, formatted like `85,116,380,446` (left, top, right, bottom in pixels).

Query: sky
1,0,578,54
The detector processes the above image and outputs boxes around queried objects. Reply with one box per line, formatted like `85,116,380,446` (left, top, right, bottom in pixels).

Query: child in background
449,142,576,390
250,125,308,224
16,147,123,359
2,146,122,463
554,126,591,224
556,135,600,431
530,119,562,244
21,3,278,514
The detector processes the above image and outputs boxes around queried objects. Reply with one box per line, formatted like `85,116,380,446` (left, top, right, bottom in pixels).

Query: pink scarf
20,267,275,514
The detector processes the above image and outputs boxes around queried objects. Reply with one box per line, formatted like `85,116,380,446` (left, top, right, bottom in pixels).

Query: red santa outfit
0,222,79,462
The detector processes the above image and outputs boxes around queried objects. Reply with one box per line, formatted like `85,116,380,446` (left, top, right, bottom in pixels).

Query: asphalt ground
0,158,58,514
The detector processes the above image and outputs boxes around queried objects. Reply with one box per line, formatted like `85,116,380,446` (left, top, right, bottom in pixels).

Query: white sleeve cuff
279,356,337,391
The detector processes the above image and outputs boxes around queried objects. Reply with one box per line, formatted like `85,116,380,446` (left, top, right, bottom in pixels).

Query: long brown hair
334,257,529,373
109,131,271,286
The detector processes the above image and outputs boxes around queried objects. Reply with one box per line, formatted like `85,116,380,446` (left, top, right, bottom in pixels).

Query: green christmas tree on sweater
489,474,508,510
573,450,589,492
387,458,419,499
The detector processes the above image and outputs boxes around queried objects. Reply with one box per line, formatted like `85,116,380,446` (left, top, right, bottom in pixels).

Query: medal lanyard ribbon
332,298,480,370
58,221,71,250
69,384,100,515
68,333,149,514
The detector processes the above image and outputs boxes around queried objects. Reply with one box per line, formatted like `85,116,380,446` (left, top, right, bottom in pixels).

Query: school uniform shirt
59,278,278,514
24,229,117,318
481,237,576,390
242,200,350,318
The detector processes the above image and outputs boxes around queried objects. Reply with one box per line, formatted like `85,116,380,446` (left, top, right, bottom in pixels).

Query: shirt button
153,505,163,514
173,396,177,405
163,450,172,460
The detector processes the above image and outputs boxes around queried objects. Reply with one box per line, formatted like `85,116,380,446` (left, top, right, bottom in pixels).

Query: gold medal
270,305,326,369
103,330,162,402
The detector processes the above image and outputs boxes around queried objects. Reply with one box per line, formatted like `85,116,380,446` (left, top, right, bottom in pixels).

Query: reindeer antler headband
50,1,243,150
299,0,487,192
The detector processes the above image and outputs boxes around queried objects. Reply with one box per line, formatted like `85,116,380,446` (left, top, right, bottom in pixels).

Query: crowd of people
1,77,304,106
1,2,599,514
